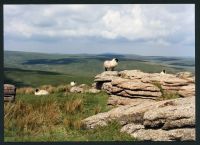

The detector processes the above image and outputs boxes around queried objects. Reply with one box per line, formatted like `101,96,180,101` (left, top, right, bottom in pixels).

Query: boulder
121,124,195,141
94,70,195,99
70,84,100,94
94,71,119,82
143,96,195,130
107,95,156,106
82,96,195,141
176,72,193,79
70,86,84,93
84,70,195,141
178,84,195,97
87,88,101,94
83,98,172,129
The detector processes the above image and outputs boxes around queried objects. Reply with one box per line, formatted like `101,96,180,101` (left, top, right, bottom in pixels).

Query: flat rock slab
82,96,195,141
107,95,156,106
121,123,195,141
94,70,195,99
143,97,195,130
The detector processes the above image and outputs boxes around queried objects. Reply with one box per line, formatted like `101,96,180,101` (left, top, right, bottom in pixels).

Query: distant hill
4,51,195,87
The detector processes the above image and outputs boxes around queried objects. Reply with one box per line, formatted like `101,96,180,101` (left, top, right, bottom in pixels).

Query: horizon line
4,50,195,58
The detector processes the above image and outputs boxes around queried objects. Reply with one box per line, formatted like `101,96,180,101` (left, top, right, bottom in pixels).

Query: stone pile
94,70,195,100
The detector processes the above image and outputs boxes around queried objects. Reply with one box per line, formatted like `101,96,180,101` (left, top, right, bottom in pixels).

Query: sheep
104,58,119,71
160,69,166,75
34,88,49,96
70,81,76,87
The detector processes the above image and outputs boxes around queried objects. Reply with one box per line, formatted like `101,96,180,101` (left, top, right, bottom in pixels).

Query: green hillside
4,51,195,87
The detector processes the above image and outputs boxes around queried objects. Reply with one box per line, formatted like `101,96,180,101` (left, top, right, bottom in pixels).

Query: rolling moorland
4,51,195,141
4,51,195,87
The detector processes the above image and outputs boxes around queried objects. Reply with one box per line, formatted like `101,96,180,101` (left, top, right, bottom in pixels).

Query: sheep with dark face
34,88,49,96
70,81,76,87
104,58,119,71
160,69,166,75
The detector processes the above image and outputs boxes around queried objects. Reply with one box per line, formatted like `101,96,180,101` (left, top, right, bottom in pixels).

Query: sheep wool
70,81,76,87
160,70,166,75
104,58,118,71
35,89,49,96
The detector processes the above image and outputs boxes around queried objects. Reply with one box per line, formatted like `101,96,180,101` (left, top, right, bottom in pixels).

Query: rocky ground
82,70,195,141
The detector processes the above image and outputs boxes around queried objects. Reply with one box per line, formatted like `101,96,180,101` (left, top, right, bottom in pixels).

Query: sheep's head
70,81,76,86
35,88,39,92
113,58,119,62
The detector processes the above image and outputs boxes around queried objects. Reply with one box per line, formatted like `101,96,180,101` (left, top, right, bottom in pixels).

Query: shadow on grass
4,76,30,87
4,67,62,75
169,63,195,67
21,54,149,66
22,58,86,65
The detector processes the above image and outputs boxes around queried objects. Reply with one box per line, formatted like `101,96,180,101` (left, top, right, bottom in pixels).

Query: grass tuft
152,81,180,100
16,87,34,95
94,105,102,114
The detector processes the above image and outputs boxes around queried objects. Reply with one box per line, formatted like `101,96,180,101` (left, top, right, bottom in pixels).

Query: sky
4,4,195,57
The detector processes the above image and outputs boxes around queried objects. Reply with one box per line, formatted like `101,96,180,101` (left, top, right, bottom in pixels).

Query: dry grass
161,91,180,100
63,99,83,114
4,91,124,141
94,105,102,114
72,119,84,129
40,85,56,93
63,118,84,129
16,87,34,95
4,101,62,134
55,85,71,93
16,85,71,95
4,97,84,135
152,81,180,100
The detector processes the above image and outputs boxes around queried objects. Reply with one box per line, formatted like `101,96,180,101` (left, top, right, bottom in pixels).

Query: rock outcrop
107,95,156,106
94,70,195,99
82,70,195,141
82,96,195,141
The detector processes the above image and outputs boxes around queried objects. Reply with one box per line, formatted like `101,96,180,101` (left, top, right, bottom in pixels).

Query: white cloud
3,4,194,55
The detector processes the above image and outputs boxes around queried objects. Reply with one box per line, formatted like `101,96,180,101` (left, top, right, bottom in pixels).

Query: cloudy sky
4,4,195,56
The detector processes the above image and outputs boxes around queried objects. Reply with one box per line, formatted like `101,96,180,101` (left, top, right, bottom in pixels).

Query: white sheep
104,58,119,71
70,81,76,87
160,69,166,75
34,89,49,96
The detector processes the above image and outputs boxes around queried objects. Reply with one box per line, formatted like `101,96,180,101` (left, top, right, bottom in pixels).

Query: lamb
104,58,119,71
34,88,49,96
70,81,76,87
160,69,166,75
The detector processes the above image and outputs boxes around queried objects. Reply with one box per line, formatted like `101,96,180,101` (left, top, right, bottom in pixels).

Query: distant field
4,51,195,87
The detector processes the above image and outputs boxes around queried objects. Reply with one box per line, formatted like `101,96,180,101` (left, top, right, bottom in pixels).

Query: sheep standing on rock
70,81,76,87
34,89,49,96
160,69,166,75
104,58,119,71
